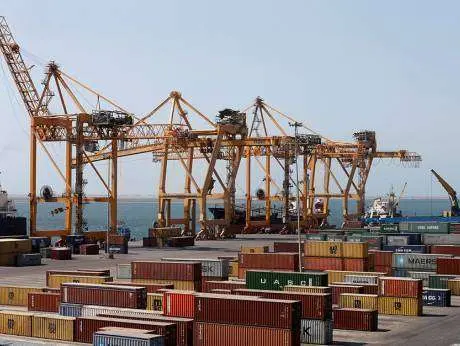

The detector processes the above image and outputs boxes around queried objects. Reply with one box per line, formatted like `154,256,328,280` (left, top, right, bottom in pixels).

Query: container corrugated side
300,319,333,345
422,288,451,307
28,292,60,312
93,331,165,346
117,264,132,279
339,294,378,310
392,253,453,271
423,234,460,245
239,253,299,270
333,308,378,331
408,271,433,287
283,285,331,294
194,322,299,346
0,286,43,306
147,293,163,312
407,222,449,233
131,261,201,281
161,258,229,278
32,314,75,341
59,302,83,317
164,291,195,318
343,242,368,258
0,310,33,336
380,277,423,298
132,279,200,291
246,270,328,290
329,285,363,305
447,279,460,295
383,245,426,253
428,274,458,289
325,270,386,285
48,274,112,288
303,257,343,271
202,280,246,293
378,297,422,316
431,245,460,256
344,275,378,285
343,258,369,272
304,241,343,257
436,257,460,275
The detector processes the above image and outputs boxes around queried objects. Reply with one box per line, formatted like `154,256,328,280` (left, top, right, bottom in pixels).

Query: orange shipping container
164,290,195,318
303,257,343,271
343,258,369,272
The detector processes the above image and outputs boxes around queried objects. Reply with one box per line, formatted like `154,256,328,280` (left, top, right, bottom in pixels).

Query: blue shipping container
59,302,83,317
383,245,426,253
422,288,451,307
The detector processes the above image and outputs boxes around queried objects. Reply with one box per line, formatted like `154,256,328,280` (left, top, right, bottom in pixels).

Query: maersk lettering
408,258,436,265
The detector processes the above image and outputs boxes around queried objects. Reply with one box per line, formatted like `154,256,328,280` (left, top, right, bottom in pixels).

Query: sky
0,0,459,199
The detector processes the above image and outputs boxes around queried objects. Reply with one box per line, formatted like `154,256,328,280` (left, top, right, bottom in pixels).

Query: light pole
290,121,302,272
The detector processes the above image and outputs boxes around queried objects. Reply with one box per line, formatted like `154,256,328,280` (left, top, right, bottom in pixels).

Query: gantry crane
431,169,460,216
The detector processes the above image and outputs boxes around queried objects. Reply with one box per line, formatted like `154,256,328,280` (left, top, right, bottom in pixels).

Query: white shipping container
423,234,460,245
344,275,378,285
300,319,333,345
117,264,132,279
81,305,161,318
161,258,229,277
93,330,164,346
408,271,434,287
392,253,453,271
387,236,409,246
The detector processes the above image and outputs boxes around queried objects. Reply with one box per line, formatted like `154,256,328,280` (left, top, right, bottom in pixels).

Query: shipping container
240,246,269,253
194,322,299,346
147,293,163,312
387,235,410,246
194,293,301,330
392,253,453,271
59,302,83,317
431,245,460,256
0,238,31,254
229,260,238,278
304,241,343,258
28,292,60,312
61,283,147,309
233,288,332,320
380,277,422,298
339,293,378,310
161,258,229,278
50,247,72,260
132,261,201,281
202,280,246,293
407,222,449,233
329,284,363,305
343,242,368,258
94,330,165,346
447,279,460,295
246,270,328,290
79,243,99,255
32,314,74,341
343,258,369,272
384,245,426,253
422,288,451,307
348,235,383,250
380,224,399,232
333,308,378,331
378,296,422,316
274,242,302,253
408,271,433,287
16,253,41,266
300,319,333,345
75,316,177,345
326,234,347,242
374,265,393,275
107,281,174,293
325,270,387,285
0,310,33,336
369,250,393,266
400,233,423,245
368,252,375,271
48,274,112,288
423,234,460,245
117,264,131,279
429,274,458,289
305,234,327,241
343,275,378,285
303,257,343,271
436,257,460,275
46,270,109,286
164,290,195,318
332,282,379,295
132,279,201,291
0,286,44,306
239,253,299,271
283,285,331,294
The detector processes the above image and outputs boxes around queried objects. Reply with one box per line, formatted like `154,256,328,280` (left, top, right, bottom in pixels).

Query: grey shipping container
344,275,378,285
408,271,434,287
306,234,327,241
383,245,426,253
407,222,449,234
40,247,51,258
246,270,328,291
161,258,229,278
117,264,132,279
16,253,41,266
60,303,83,317
300,319,333,345
93,331,164,346
348,236,383,250
387,236,410,246
423,234,460,245
392,253,453,271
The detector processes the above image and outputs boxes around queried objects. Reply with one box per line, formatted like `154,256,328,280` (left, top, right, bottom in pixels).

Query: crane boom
431,169,460,215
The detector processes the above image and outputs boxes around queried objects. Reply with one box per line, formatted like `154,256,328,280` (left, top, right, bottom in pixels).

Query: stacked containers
0,286,44,306
238,253,299,279
32,314,75,341
106,281,174,293
447,279,460,295
194,293,301,346
378,278,423,316
131,261,202,291
339,293,378,310
246,270,328,291
147,293,163,312
369,250,393,274
343,242,369,271
163,290,195,318
28,292,60,312
392,253,453,277
303,241,343,271
329,284,363,305
436,257,460,275
161,258,229,283
431,245,460,255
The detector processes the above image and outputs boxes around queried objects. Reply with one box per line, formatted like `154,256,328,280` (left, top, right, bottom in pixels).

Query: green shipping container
407,222,450,234
380,224,399,233
429,274,457,289
246,270,328,291
306,234,327,241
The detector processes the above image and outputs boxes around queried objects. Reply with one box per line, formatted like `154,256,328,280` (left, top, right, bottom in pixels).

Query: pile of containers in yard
347,235,384,250
131,261,202,291
378,277,423,316
423,234,460,245
202,280,246,293
273,241,302,253
369,250,393,274
436,257,460,275
147,293,163,311
46,269,110,286
328,284,364,305
238,252,299,279
391,253,453,277
303,241,370,272
246,270,328,291
406,222,450,234
107,281,174,294
144,227,184,248
430,245,460,256
161,257,229,283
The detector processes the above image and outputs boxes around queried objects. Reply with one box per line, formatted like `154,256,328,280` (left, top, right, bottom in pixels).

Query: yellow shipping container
325,270,386,284
343,242,368,258
48,275,113,288
448,279,460,295
378,296,422,316
229,261,239,277
283,285,331,294
32,314,75,341
340,293,378,310
0,239,32,254
147,293,163,311
304,241,343,258
240,246,269,254
0,310,33,336
0,286,44,306
132,279,200,291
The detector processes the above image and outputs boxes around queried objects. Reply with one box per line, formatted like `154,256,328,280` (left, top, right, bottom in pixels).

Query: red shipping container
210,289,232,294
233,289,332,320
201,276,227,287
332,282,378,295
143,237,158,247
46,270,109,286
329,284,363,305
333,308,378,331
61,283,147,308
202,280,246,293
374,265,392,275
96,313,193,346
303,257,343,271
431,246,460,256
369,250,392,267
194,322,300,346
436,257,460,274
106,281,174,293
238,253,299,271
43,287,61,293
238,268,247,279
274,242,302,253
75,317,177,345
132,261,202,281
344,258,369,272
368,253,375,271
79,244,99,255
28,292,60,312
164,290,195,318
379,277,422,298
50,247,72,260
195,293,301,330
76,268,111,275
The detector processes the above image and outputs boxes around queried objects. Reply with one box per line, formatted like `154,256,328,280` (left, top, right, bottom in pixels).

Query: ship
0,184,27,236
